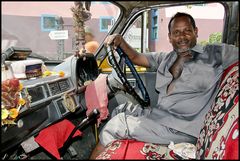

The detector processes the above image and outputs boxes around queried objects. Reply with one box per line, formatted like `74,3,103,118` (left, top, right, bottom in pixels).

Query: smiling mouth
175,40,190,52
174,48,190,53
178,39,189,46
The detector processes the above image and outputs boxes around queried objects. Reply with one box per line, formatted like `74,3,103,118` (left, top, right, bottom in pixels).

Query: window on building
100,16,114,32
41,14,57,32
151,9,158,40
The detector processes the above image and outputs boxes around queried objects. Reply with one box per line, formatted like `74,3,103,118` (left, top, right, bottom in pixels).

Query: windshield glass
2,1,120,61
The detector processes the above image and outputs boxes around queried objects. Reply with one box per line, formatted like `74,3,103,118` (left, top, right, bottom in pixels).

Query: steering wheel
106,45,150,107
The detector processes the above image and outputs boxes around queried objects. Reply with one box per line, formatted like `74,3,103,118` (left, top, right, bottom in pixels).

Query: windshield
2,1,120,61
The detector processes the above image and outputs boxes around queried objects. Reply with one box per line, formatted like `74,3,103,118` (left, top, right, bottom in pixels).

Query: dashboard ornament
71,2,99,87
63,92,77,112
71,1,92,58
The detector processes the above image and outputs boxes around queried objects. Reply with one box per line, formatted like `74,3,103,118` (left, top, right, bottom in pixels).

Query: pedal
21,136,39,153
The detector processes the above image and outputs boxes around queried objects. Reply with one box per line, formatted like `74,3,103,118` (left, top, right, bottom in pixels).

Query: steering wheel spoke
106,45,150,107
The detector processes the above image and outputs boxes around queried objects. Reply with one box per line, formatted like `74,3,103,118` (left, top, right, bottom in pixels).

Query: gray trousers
99,102,197,146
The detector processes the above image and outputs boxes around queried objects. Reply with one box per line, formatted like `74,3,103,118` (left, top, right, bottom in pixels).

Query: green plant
208,32,222,43
199,32,222,45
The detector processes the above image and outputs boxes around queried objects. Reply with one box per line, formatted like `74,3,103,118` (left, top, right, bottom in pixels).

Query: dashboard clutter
1,61,14,81
1,78,26,126
3,46,32,61
10,59,44,79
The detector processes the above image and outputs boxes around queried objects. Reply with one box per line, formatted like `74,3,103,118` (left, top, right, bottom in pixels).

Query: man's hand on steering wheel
104,33,123,49
104,34,150,107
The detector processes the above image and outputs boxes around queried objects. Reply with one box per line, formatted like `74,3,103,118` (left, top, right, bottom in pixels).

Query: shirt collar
191,44,204,54
171,44,204,56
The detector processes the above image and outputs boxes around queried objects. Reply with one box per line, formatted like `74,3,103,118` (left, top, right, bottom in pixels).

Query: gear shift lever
60,109,100,155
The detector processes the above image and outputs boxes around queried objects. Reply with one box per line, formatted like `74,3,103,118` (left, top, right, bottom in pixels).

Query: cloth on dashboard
34,119,82,160
85,73,109,126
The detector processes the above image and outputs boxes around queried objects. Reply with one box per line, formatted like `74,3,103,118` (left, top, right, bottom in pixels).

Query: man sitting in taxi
90,12,238,159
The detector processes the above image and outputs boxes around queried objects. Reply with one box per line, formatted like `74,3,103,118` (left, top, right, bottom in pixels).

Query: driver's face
168,16,198,53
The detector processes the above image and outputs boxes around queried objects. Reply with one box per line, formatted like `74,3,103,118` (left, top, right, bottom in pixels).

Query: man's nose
178,31,187,37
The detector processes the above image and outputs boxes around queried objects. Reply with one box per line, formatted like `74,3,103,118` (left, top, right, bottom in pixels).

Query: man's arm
105,34,150,68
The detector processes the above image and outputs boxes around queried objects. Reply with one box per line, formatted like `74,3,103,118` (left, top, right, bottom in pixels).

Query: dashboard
1,55,100,155
20,75,83,115
1,75,85,154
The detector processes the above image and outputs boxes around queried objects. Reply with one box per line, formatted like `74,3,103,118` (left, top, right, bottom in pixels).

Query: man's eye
173,31,180,35
185,29,192,33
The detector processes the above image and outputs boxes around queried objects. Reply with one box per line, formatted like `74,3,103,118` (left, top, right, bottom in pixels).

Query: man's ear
195,27,198,38
168,33,172,43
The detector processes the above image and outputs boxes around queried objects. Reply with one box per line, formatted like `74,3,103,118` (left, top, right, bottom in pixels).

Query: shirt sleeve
142,52,167,71
221,43,239,69
204,43,238,69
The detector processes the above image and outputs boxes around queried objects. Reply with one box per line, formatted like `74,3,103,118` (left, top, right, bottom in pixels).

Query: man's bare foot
90,142,106,159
